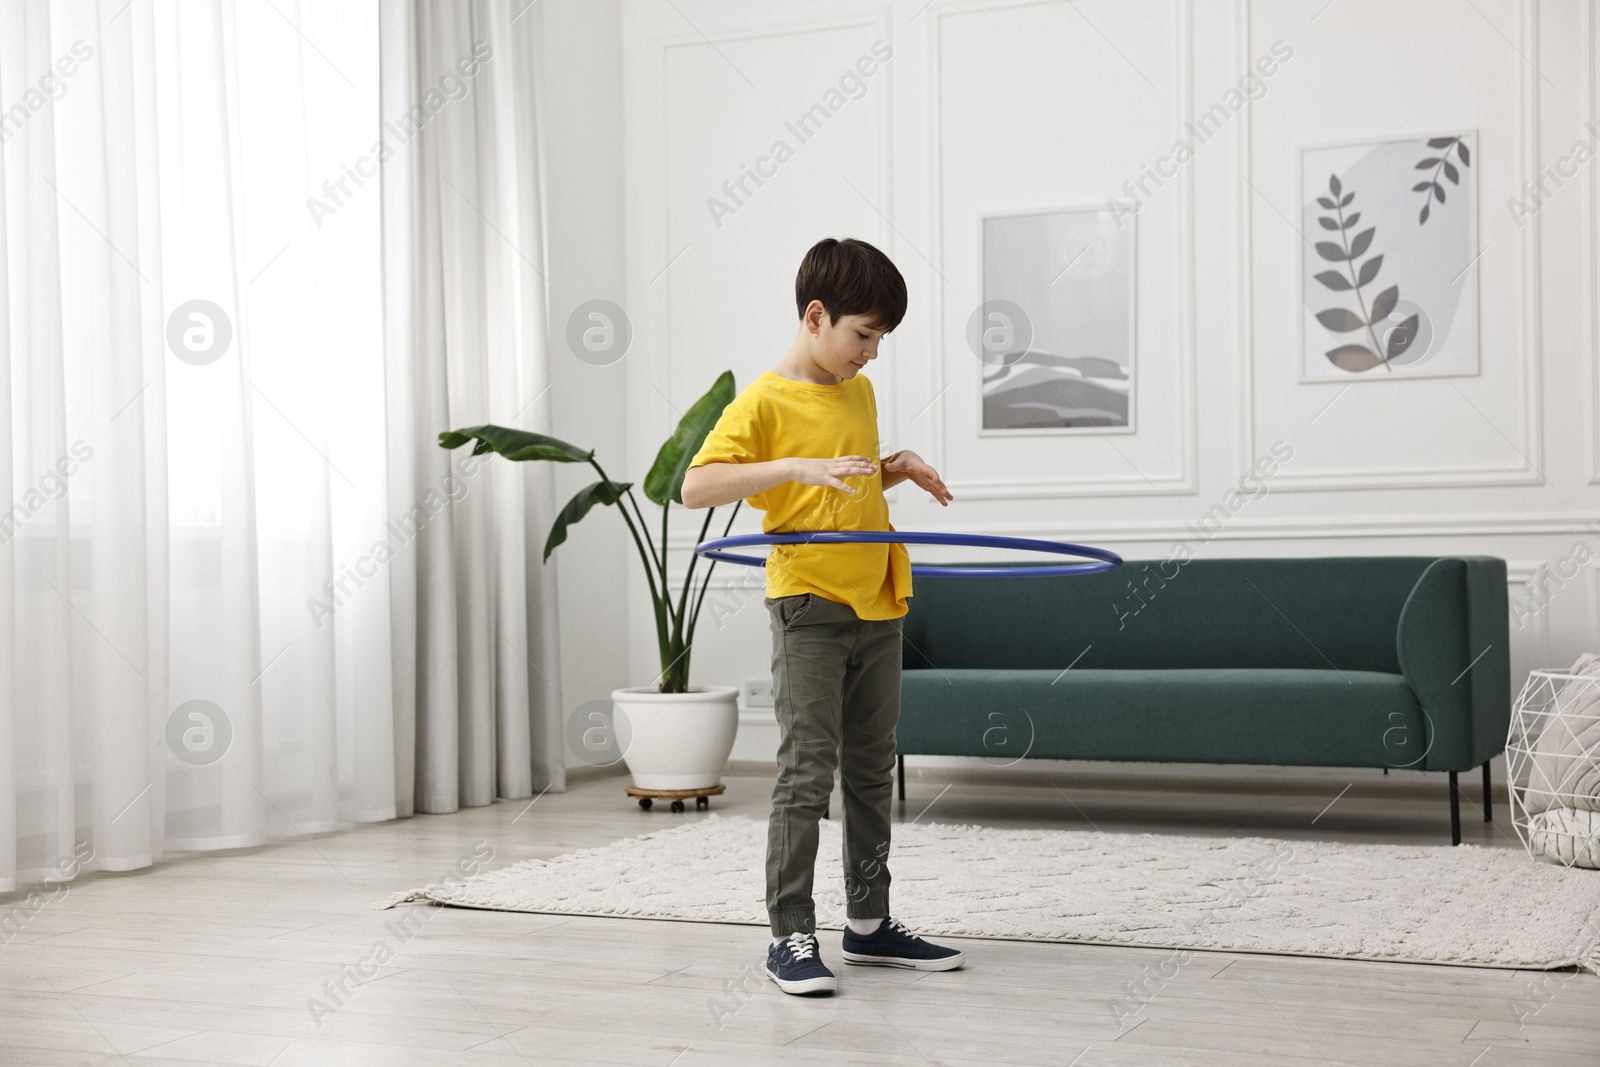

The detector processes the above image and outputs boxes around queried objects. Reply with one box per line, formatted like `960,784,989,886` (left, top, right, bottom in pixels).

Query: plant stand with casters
628,784,725,813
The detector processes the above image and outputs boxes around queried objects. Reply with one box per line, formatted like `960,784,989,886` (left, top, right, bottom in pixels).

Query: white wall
597,0,1600,774
536,0,634,768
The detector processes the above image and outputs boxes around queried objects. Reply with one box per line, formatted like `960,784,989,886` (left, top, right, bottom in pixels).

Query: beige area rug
381,814,1600,973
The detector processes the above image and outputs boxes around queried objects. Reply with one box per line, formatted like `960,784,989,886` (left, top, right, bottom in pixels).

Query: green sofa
896,555,1510,843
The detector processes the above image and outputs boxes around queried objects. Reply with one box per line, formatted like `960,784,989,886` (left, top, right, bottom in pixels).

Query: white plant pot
610,685,740,791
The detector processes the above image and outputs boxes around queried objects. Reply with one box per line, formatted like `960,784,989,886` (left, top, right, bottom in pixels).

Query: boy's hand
790,455,878,493
883,450,952,506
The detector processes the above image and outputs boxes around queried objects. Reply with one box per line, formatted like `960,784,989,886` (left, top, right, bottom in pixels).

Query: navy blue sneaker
765,932,837,995
842,918,964,971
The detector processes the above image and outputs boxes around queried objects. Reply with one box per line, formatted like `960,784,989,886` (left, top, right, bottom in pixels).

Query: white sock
847,917,884,936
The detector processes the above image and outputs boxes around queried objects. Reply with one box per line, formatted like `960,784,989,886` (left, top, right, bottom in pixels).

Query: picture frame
976,205,1136,434
1297,129,1480,382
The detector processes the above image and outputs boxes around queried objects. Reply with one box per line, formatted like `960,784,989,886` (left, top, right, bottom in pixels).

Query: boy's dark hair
795,237,907,333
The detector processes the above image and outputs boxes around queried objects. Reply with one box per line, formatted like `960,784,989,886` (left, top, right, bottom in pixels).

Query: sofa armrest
1395,556,1510,771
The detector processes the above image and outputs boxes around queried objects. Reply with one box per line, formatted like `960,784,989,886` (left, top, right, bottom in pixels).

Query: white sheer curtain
0,0,395,889
381,0,565,814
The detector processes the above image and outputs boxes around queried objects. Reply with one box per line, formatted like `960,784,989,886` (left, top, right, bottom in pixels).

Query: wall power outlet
741,677,775,708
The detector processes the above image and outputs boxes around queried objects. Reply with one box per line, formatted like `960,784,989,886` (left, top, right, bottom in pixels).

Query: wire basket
1506,668,1600,869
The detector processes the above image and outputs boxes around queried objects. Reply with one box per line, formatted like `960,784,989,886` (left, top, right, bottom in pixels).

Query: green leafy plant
439,371,740,694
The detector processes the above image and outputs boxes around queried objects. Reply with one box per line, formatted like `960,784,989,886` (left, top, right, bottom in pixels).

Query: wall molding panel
1238,0,1545,493
646,5,900,468
930,0,1199,500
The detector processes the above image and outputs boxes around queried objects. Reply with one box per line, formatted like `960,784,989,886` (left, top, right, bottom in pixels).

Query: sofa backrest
900,556,1442,675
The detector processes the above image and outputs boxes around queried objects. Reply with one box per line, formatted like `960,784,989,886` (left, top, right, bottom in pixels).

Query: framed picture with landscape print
1299,130,1478,381
977,206,1134,432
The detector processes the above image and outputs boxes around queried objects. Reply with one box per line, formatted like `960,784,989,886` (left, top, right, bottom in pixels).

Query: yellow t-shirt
689,370,911,620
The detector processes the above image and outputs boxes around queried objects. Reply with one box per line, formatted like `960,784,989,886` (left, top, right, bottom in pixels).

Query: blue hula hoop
694,531,1122,578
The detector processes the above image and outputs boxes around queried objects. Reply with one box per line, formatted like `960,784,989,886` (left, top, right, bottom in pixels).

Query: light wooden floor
2,768,1596,1066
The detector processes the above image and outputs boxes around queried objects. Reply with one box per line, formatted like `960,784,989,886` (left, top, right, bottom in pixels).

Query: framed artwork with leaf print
1298,130,1478,381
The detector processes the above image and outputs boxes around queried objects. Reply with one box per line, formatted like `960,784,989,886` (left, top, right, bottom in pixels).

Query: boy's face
809,304,884,381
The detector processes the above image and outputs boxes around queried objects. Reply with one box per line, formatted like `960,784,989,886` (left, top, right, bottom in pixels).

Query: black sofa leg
897,755,905,801
1449,771,1461,846
1482,760,1492,823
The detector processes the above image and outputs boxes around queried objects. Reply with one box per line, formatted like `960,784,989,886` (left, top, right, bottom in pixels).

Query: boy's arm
681,460,793,510
681,455,879,509
880,449,953,506
880,450,910,490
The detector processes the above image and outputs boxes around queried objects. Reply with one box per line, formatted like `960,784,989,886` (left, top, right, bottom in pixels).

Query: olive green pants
765,592,901,937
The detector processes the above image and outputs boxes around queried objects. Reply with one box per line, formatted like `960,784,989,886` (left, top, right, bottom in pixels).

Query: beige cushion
1523,652,1600,818
1527,807,1600,869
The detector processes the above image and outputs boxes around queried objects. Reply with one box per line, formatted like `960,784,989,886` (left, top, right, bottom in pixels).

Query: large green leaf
545,479,631,560
642,370,736,505
438,424,592,463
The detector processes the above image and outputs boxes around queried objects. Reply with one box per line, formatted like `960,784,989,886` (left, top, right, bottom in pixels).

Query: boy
681,237,963,996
